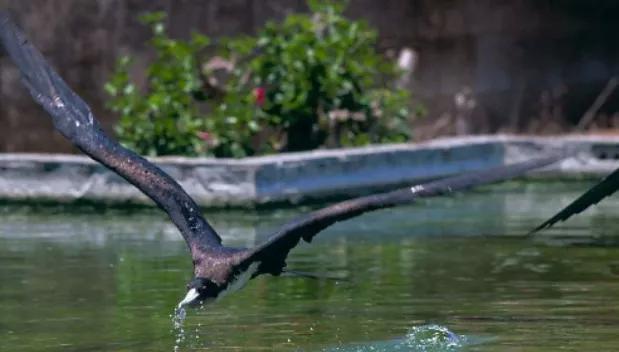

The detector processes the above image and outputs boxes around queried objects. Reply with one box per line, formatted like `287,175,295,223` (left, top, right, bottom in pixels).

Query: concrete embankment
1,135,618,207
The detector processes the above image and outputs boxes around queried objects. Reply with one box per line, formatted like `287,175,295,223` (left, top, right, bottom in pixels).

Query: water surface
1,181,619,351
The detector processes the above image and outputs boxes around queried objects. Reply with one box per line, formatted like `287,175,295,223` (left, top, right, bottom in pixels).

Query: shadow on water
2,182,619,351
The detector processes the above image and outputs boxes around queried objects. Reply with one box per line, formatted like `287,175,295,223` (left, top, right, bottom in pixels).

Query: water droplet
52,96,64,108
172,306,187,352
410,185,424,193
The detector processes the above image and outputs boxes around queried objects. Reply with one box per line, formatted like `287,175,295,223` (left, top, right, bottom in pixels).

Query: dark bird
0,13,562,308
530,167,619,234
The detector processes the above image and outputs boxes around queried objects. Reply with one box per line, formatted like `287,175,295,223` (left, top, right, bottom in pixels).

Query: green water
1,182,619,351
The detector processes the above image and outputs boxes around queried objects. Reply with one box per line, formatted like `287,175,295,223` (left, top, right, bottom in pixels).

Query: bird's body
0,12,563,308
214,261,260,301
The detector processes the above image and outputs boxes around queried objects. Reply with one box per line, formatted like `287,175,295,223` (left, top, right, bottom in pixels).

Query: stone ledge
1,135,618,207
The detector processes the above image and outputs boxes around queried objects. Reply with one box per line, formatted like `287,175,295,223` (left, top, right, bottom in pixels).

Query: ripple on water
4,182,619,351
323,324,467,352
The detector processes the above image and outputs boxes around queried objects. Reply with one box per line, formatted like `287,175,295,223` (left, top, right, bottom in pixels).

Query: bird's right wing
530,167,619,234
238,154,563,276
0,12,222,251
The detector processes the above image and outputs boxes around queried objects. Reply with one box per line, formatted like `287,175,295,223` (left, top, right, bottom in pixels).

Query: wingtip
0,10,25,54
525,226,544,237
527,217,561,236
0,10,14,28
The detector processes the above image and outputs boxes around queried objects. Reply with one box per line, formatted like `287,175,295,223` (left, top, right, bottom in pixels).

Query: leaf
105,3,415,158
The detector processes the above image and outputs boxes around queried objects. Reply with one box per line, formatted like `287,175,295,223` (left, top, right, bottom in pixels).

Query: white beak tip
177,288,200,308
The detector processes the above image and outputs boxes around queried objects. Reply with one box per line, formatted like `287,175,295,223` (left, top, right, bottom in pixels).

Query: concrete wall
1,135,618,207
0,1,618,152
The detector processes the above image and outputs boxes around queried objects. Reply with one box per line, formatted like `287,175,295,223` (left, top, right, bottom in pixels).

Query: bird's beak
178,288,200,308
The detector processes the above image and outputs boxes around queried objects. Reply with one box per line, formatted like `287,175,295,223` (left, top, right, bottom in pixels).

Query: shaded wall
0,0,618,152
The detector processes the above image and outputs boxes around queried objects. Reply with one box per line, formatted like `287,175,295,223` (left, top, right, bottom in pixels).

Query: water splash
324,324,467,352
402,324,465,351
172,306,187,352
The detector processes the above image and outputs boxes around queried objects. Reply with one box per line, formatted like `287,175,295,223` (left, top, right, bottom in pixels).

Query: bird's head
177,277,222,308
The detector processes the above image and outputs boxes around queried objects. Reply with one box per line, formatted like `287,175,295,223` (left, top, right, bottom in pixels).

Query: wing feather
0,13,222,250
530,167,619,234
241,154,563,275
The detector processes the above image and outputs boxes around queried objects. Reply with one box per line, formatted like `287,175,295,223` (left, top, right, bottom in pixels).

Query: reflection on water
1,182,619,351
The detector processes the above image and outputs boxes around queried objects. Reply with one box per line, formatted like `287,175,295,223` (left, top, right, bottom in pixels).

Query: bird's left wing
529,166,619,234
238,154,563,276
0,12,222,250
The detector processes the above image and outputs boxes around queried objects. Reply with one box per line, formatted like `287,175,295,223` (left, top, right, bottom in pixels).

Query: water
324,324,472,351
1,181,619,351
173,307,188,351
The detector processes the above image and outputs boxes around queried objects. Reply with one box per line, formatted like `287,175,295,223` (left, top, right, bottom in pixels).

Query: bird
0,13,562,309
530,167,619,234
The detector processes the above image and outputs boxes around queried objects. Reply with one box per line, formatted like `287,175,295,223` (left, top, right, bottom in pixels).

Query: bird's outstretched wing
0,13,222,250
530,167,619,234
239,154,563,276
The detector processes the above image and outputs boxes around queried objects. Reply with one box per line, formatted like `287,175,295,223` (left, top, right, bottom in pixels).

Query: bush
105,1,414,157
105,12,211,156
219,0,412,152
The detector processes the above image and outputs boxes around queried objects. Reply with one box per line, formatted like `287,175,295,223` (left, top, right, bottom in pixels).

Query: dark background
1,0,618,153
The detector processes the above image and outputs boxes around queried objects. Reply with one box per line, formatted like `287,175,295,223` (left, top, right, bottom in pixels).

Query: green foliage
105,2,414,157
220,0,412,151
105,12,211,156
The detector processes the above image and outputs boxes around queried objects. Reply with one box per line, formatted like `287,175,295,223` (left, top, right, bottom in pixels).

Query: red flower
197,131,211,141
253,87,266,107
